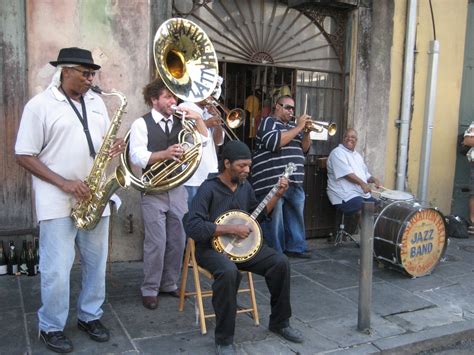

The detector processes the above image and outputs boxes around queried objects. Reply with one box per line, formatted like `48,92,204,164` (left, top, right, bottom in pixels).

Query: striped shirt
251,115,306,195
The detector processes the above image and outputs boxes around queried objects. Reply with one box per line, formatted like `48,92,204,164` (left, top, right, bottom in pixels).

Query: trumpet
205,97,245,141
304,120,337,136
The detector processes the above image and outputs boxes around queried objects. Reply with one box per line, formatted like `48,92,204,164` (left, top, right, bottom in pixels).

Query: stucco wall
25,0,162,261
387,0,468,214
349,0,394,182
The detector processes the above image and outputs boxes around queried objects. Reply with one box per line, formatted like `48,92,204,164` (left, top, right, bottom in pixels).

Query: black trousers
195,244,291,345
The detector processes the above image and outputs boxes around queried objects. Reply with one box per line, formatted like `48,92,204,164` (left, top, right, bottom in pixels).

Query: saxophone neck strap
61,86,96,158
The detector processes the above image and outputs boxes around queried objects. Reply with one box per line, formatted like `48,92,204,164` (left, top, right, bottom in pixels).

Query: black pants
195,244,291,346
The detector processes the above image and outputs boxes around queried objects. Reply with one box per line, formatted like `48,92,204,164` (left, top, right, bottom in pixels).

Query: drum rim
380,190,414,201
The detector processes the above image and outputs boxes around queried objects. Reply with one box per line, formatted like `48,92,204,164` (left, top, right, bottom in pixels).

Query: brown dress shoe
142,296,158,310
160,290,180,298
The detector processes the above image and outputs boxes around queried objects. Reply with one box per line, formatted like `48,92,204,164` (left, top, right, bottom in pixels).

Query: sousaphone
120,18,219,192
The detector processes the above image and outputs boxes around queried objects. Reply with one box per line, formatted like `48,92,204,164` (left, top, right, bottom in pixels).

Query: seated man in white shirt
327,128,381,232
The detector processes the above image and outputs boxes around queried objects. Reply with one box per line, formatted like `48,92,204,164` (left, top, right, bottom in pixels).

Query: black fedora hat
50,47,101,70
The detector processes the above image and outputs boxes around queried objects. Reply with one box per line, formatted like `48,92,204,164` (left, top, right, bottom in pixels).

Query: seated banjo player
184,140,304,355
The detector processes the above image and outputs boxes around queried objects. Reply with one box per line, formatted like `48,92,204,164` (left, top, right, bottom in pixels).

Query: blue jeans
335,196,377,215
185,185,199,211
38,216,109,332
259,185,307,254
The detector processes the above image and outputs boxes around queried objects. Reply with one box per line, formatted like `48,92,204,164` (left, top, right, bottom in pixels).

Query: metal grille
295,70,343,155
175,0,342,73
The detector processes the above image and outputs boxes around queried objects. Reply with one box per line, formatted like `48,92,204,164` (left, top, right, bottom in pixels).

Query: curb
374,319,474,354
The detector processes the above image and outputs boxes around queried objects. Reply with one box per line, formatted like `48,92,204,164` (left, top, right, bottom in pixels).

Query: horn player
128,78,208,311
15,47,125,353
185,141,304,355
251,94,313,258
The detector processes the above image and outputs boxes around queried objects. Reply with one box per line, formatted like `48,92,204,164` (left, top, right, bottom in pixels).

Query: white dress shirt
129,108,210,169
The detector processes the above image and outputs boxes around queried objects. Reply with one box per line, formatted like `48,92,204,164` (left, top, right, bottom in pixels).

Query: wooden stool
178,238,260,335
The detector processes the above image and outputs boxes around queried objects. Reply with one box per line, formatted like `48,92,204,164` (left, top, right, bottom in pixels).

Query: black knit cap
50,47,101,70
222,141,252,162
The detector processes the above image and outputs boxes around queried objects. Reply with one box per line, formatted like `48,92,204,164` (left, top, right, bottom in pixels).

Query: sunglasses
69,67,97,78
278,103,295,111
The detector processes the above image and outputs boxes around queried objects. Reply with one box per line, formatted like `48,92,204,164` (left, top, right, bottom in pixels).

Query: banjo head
213,210,263,263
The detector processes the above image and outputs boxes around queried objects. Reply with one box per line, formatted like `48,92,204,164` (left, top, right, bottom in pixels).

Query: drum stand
334,213,359,247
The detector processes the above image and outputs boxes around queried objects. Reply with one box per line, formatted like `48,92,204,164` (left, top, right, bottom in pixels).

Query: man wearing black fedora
15,47,124,353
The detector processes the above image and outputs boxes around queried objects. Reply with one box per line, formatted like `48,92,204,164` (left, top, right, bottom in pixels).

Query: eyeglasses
69,67,97,78
278,103,295,111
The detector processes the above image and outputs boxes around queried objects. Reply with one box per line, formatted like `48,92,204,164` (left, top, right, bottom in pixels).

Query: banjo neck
250,162,296,221
250,185,279,220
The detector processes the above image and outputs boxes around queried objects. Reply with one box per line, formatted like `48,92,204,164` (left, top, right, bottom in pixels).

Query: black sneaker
284,251,312,259
39,330,73,353
269,325,304,343
77,319,110,342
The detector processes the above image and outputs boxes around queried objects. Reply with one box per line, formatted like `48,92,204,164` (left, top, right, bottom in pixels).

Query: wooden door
1,1,33,233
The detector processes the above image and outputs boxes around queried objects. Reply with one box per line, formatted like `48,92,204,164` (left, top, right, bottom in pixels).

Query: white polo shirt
327,144,372,205
15,85,111,221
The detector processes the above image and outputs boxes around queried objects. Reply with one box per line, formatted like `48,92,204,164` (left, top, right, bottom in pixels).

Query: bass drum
374,201,447,277
213,210,262,263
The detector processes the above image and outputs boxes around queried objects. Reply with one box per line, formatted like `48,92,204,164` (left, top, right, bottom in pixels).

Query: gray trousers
141,186,187,296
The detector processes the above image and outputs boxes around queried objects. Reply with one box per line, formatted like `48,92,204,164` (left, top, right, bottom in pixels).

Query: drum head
380,189,414,201
399,206,446,277
214,210,262,262
374,202,447,277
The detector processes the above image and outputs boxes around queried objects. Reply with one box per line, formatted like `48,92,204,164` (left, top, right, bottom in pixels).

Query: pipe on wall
396,0,418,191
418,40,440,205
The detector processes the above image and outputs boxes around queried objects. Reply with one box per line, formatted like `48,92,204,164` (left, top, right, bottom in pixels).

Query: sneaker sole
77,323,110,343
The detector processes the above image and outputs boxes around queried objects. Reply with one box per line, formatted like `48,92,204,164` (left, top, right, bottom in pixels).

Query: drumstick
303,93,308,115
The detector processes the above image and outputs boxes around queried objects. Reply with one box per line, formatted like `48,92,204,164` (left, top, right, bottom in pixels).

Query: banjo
212,163,296,262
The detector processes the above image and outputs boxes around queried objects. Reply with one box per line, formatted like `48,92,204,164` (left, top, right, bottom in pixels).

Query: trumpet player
128,78,208,311
251,95,313,258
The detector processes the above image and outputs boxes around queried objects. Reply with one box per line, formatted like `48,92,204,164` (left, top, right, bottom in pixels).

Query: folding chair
178,238,260,335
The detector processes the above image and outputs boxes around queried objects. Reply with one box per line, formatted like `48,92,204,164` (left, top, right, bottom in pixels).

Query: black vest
143,112,182,172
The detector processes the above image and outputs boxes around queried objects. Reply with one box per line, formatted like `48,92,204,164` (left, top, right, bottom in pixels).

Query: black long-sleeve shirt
184,174,269,248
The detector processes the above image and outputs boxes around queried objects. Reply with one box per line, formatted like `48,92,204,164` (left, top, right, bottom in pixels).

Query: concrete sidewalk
2,236,474,354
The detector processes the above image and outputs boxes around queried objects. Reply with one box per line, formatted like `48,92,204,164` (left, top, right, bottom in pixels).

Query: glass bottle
7,241,18,275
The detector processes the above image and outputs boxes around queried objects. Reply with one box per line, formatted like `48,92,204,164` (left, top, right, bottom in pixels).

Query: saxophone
71,85,130,230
